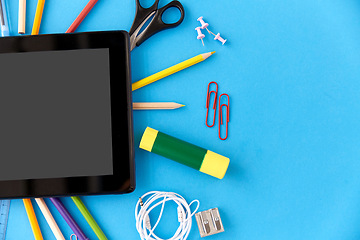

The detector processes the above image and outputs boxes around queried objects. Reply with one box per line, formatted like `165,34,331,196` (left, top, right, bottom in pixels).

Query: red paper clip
219,93,230,140
206,81,218,127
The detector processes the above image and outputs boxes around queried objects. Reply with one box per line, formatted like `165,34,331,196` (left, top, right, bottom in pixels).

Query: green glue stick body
139,127,230,179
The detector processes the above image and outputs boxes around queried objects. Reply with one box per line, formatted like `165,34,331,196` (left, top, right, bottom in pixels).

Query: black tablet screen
0,48,113,181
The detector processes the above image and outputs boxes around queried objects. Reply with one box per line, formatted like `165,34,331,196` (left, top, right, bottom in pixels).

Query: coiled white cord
135,191,200,240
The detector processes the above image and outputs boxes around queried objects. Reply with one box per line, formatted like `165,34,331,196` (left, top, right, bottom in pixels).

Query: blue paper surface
4,0,360,239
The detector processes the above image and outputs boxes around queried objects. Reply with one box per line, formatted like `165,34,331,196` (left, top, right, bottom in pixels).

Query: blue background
4,0,360,239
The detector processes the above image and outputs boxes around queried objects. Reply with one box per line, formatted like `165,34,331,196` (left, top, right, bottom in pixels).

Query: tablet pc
0,31,135,199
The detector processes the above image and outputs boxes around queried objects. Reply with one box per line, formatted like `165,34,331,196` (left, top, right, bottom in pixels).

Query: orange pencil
31,0,45,35
23,199,44,240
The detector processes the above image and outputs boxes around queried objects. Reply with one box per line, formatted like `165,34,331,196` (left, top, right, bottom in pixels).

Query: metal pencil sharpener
195,208,224,237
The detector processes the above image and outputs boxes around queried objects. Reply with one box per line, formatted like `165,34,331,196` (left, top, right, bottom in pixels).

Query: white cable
135,191,200,240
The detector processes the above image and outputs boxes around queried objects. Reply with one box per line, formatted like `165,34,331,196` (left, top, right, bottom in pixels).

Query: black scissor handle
134,1,185,47
129,0,160,36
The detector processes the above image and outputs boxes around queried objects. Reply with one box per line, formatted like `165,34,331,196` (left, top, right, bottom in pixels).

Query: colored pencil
35,198,66,240
133,102,185,110
18,0,26,34
23,199,44,240
66,0,98,33
132,51,215,91
71,196,108,240
31,0,45,35
50,197,89,240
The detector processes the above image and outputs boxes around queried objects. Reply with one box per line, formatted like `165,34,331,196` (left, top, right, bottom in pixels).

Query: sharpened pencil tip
180,105,185,107
211,51,215,54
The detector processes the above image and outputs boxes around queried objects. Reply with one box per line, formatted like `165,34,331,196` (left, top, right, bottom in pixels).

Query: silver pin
195,208,224,237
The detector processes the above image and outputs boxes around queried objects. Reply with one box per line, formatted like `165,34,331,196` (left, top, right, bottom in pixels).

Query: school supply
0,200,10,240
219,94,230,140
23,199,44,240
135,191,200,240
205,82,230,140
195,208,224,237
66,0,98,33
195,27,205,46
206,81,218,128
0,31,135,199
18,0,26,33
35,198,66,240
129,0,185,51
71,197,108,240
70,234,78,240
132,52,215,91
31,0,45,35
214,33,227,45
133,102,184,110
50,198,89,240
140,127,230,179
197,16,212,34
0,0,10,37
195,16,227,45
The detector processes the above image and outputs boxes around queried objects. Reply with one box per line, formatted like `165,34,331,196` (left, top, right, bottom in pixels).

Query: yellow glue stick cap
199,150,230,179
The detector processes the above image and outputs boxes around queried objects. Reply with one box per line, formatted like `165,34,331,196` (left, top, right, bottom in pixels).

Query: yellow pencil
133,102,185,110
23,199,44,240
31,0,45,35
132,51,215,91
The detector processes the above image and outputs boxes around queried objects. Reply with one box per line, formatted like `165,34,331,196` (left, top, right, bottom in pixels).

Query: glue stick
139,127,230,179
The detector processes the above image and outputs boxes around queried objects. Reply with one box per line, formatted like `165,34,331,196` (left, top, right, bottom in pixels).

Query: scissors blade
130,11,156,51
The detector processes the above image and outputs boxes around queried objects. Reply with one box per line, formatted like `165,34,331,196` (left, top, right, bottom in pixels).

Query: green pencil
71,196,108,240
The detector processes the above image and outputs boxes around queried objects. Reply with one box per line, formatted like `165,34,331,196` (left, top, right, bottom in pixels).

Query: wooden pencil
18,0,26,34
66,0,98,33
71,196,108,240
132,51,215,91
35,198,66,240
133,102,185,110
23,199,44,240
31,0,45,35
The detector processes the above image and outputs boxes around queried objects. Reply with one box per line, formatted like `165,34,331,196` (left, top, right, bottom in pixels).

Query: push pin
214,33,227,45
197,16,214,35
195,27,205,46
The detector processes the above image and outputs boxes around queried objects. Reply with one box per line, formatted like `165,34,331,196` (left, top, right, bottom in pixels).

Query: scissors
129,0,185,51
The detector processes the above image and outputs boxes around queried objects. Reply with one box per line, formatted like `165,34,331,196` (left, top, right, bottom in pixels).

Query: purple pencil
50,197,89,240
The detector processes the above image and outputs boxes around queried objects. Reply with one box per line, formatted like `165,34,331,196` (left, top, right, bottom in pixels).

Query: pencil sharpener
195,208,224,237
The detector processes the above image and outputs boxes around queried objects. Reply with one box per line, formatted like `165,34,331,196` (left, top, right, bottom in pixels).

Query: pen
23,199,44,240
50,197,89,240
0,0,10,37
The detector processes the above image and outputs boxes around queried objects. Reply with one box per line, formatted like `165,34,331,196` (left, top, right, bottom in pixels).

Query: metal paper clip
219,93,230,140
195,208,224,237
206,81,218,127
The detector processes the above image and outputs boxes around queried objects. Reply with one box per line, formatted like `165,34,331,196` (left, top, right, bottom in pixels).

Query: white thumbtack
195,27,205,46
214,33,227,45
197,16,215,35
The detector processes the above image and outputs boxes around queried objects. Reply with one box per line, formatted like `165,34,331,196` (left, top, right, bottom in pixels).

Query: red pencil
66,0,98,33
